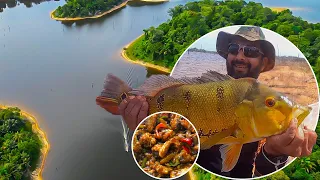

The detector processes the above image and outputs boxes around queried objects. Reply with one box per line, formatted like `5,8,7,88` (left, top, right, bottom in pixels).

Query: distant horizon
190,26,306,58
188,47,306,59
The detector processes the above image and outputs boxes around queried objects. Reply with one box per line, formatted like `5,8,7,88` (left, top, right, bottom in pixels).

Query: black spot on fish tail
120,92,127,101
157,94,165,111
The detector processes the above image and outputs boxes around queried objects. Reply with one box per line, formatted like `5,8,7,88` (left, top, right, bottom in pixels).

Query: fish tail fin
96,72,133,115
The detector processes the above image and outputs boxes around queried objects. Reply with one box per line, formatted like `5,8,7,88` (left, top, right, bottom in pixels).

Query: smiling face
226,38,268,79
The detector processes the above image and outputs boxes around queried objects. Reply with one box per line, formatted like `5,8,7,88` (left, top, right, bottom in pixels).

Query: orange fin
100,73,132,103
97,73,132,114
219,142,243,172
96,96,120,115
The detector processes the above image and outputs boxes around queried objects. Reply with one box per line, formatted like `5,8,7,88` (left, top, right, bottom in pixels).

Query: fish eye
265,97,276,107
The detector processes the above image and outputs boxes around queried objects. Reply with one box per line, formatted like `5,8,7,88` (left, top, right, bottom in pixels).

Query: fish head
247,82,312,137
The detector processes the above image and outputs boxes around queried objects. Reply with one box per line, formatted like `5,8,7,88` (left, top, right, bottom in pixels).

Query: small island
122,35,171,73
0,105,49,180
50,0,168,21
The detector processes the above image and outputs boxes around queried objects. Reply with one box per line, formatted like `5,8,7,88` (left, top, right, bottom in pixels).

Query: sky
190,25,305,58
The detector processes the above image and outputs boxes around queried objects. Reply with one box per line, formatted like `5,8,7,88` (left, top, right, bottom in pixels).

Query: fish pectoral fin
200,125,237,150
235,100,255,137
219,142,243,172
218,135,241,144
235,100,252,118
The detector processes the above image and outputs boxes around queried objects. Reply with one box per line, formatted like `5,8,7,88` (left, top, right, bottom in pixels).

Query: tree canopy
127,0,320,85
0,107,42,180
54,0,125,18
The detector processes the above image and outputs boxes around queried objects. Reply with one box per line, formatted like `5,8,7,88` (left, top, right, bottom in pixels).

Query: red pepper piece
182,145,190,154
180,138,193,146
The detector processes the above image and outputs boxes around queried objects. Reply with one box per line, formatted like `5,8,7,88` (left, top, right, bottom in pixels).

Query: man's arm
255,119,317,175
254,143,289,175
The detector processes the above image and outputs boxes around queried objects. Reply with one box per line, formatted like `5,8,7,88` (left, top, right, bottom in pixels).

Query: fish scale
147,79,253,142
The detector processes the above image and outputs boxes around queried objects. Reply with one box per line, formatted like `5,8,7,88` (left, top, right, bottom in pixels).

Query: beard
226,59,262,79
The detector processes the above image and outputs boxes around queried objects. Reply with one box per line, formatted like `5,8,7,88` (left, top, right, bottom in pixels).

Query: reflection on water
127,1,168,7
60,6,126,27
146,67,169,77
0,0,55,12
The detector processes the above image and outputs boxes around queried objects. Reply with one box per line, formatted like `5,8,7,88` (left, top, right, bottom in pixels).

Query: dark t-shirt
196,142,259,178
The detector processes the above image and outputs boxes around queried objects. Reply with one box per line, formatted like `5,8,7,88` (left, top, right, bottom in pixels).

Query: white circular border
131,111,201,180
169,25,320,180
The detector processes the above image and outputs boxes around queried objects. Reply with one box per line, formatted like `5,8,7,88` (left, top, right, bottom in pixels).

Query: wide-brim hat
216,26,275,72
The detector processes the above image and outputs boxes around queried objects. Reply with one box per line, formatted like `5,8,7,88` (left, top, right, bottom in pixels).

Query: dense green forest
127,0,320,179
0,107,42,180
126,0,320,84
54,0,125,18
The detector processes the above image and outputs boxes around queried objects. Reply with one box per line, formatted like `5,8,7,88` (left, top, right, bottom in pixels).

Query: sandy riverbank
50,1,128,21
0,105,50,180
121,35,171,73
270,7,288,12
270,6,307,12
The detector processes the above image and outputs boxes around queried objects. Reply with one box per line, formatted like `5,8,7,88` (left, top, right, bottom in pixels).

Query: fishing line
122,65,140,152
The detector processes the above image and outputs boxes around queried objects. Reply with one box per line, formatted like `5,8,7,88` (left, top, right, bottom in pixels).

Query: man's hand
264,119,318,157
119,96,149,131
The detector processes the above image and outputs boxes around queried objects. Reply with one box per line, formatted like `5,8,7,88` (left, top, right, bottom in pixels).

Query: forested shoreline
53,0,127,18
125,1,320,179
125,0,320,84
0,107,42,180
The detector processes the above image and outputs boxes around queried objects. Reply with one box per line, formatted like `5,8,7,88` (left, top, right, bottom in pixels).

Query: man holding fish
96,26,317,178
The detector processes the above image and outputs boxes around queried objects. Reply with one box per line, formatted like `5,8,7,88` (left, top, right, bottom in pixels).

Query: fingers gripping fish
96,70,311,173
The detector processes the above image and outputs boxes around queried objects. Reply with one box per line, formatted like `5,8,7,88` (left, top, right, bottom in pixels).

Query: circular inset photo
131,111,200,179
170,25,319,179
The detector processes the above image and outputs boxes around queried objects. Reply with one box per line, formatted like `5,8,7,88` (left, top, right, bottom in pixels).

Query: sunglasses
228,43,264,58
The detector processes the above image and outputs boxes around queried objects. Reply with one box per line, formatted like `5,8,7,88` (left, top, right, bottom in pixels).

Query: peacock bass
96,71,311,172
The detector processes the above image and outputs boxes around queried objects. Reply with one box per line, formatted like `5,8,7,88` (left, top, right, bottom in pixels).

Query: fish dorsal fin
197,70,234,83
130,71,232,97
180,70,233,84
130,75,187,97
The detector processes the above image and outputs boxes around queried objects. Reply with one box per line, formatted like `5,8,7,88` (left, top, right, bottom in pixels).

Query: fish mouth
292,105,312,126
